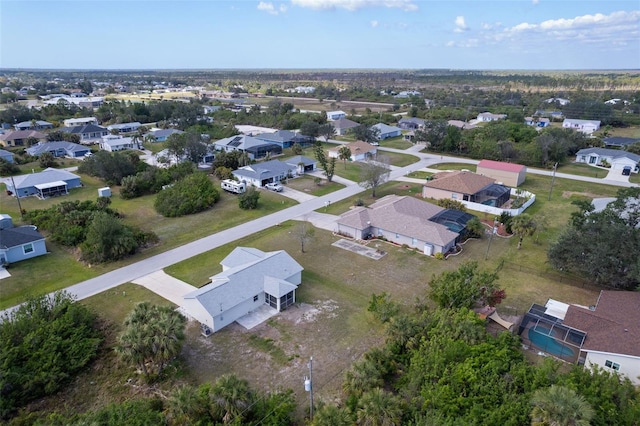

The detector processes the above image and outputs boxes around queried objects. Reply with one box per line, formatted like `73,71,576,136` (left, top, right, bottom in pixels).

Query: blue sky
1,0,639,70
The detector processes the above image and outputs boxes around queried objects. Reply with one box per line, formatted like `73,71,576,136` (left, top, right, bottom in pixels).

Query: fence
464,188,535,217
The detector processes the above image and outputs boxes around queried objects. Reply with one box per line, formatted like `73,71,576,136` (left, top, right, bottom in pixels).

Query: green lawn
284,174,344,196
379,136,413,150
406,170,433,179
428,162,477,172
532,162,608,179
380,151,420,167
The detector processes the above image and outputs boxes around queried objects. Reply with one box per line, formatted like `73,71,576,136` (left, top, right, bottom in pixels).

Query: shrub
238,186,260,210
155,172,219,217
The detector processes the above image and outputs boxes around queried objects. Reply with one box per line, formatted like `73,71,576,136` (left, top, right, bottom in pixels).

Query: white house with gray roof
563,119,601,135
232,160,297,187
0,215,47,265
26,141,90,158
371,123,402,140
182,247,303,333
214,135,281,160
2,168,81,199
63,117,98,127
100,135,137,152
106,122,141,134
575,148,639,172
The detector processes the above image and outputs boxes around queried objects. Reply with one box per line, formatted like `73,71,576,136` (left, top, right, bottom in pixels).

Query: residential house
545,97,571,106
2,168,82,198
476,112,507,122
0,149,15,163
182,247,303,333
476,159,527,187
254,130,314,149
602,137,640,148
59,124,109,144
422,170,511,208
371,123,402,140
26,141,90,158
284,155,317,174
147,128,184,142
562,119,601,135
519,291,640,385
328,141,377,161
43,96,104,108
575,148,639,172
213,135,281,160
447,120,476,130
106,122,142,134
398,117,425,130
0,130,47,147
394,90,421,98
0,215,47,265
100,136,137,152
534,110,564,120
63,117,98,127
203,105,221,114
232,160,296,187
14,120,53,131
326,110,346,121
336,195,474,255
524,117,550,128
330,117,359,136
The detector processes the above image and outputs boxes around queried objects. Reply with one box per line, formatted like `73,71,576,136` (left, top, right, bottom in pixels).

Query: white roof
545,299,570,320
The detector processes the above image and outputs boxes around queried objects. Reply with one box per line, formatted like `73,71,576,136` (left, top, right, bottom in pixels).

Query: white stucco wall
585,351,640,385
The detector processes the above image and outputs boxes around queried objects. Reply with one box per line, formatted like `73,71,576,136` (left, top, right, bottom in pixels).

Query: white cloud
532,0,539,5
291,0,418,12
505,10,640,34
370,20,379,28
258,2,278,14
280,4,288,13
454,15,469,32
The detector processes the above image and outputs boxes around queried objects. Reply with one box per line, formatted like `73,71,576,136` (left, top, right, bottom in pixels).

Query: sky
0,0,639,70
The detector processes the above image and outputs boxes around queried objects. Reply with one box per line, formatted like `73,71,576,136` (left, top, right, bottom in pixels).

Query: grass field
428,162,477,172
284,175,344,196
379,136,413,150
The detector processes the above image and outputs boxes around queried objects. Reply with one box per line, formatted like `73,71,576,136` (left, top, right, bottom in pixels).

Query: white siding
585,351,640,385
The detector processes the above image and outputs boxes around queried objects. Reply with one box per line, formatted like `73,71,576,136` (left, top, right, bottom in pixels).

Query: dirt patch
561,191,601,199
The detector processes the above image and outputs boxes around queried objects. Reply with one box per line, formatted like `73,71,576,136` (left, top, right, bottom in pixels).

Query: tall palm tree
166,384,209,425
511,213,537,249
356,388,403,426
150,307,187,375
530,385,595,426
209,374,253,424
338,146,352,169
312,404,353,426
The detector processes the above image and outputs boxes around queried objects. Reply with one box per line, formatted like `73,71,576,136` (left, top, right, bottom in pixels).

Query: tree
155,173,220,217
291,142,303,155
38,151,57,168
338,145,351,169
358,155,390,198
293,219,315,253
318,123,336,142
352,124,380,145
300,120,320,139
209,374,253,424
115,302,186,379
312,404,353,426
314,143,336,182
166,133,187,163
355,388,403,426
465,217,484,238
530,385,595,426
428,261,504,309
511,213,537,249
238,186,260,209
80,211,139,263
0,158,20,176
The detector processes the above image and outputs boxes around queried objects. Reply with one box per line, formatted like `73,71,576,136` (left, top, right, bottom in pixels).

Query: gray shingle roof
576,148,640,162
285,155,315,167
0,226,45,249
26,141,88,156
59,124,108,134
233,160,294,181
3,168,80,190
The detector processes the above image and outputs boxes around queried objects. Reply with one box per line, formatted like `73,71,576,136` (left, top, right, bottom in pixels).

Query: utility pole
484,217,498,260
304,357,314,421
548,162,558,201
9,175,23,219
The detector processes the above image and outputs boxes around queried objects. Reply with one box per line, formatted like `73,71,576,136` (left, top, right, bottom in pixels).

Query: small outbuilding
476,159,527,187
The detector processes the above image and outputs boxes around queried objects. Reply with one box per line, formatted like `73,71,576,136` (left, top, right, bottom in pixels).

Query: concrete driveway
132,270,197,306
275,186,317,202
604,168,632,183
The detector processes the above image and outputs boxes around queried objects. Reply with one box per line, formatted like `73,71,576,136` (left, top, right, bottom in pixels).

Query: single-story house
602,137,640,148
476,112,507,122
14,120,53,131
524,117,550,128
575,148,639,172
0,215,47,265
534,110,564,120
0,149,15,163
398,117,425,130
562,119,601,135
44,96,104,108
2,167,82,199
182,247,303,333
148,128,184,142
232,160,296,187
336,195,473,255
63,117,98,127
371,123,402,140
0,130,47,147
59,124,109,144
106,122,141,134
476,159,527,187
423,170,511,208
26,141,90,158
328,141,377,161
330,117,359,136
214,135,281,160
203,105,221,114
519,291,640,385
447,120,476,130
394,90,421,98
100,136,137,152
284,155,317,174
326,110,346,121
254,130,314,149
545,97,571,106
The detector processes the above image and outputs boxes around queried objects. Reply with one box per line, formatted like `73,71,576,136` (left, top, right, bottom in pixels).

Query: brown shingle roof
0,130,47,141
563,291,640,357
424,170,495,195
328,140,377,156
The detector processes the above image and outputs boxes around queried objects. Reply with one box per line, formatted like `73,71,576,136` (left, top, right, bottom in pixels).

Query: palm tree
465,217,484,239
356,388,403,426
343,358,384,398
511,213,537,249
150,307,187,375
209,374,252,424
338,146,351,169
166,384,209,425
312,404,353,426
530,385,595,426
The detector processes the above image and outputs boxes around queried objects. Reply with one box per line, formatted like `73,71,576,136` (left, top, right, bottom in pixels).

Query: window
451,194,457,199
23,243,34,254
253,295,259,302
605,360,620,371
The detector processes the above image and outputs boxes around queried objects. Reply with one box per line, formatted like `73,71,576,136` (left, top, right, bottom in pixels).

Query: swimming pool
528,326,575,358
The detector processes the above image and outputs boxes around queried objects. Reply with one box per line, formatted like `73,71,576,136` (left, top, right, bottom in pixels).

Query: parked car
265,182,283,192
622,166,632,176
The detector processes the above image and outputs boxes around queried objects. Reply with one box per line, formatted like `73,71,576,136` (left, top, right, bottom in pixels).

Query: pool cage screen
519,303,587,363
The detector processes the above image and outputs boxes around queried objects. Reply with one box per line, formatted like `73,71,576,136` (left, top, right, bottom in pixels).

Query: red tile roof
478,159,526,173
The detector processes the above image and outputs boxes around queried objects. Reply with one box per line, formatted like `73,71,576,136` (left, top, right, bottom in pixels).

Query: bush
155,172,219,217
238,186,260,210
434,252,445,260
0,158,20,175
